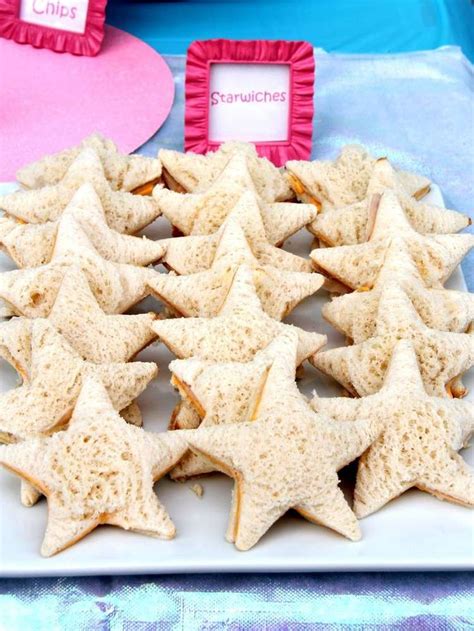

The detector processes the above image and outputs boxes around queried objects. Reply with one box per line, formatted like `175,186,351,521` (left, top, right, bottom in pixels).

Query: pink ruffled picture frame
185,39,315,166
0,0,106,56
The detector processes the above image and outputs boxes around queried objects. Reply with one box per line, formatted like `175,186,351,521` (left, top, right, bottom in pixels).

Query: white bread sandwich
159,141,292,201
287,144,430,211
311,191,474,290
0,183,165,268
0,377,186,556
2,149,161,234
154,154,315,241
16,133,162,193
313,283,474,398
182,329,377,550
311,340,474,517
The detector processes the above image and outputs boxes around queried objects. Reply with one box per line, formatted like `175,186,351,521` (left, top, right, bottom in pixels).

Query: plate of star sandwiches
0,138,472,576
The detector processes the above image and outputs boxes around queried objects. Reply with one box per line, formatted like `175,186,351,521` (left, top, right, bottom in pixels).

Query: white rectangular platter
0,183,472,576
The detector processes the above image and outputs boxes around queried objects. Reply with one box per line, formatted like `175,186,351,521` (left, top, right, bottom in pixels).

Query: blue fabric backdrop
107,0,474,60
1,572,473,629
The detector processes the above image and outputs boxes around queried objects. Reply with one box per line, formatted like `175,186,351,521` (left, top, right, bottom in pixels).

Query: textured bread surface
311,340,474,517
311,192,474,289
322,240,474,342
287,145,430,211
0,378,187,556
48,267,158,363
2,149,161,234
159,141,292,201
313,284,474,398
0,320,157,442
152,265,326,366
179,321,376,547
155,157,314,245
18,399,144,508
162,192,314,275
183,365,377,550
17,133,162,192
310,193,470,247
149,220,323,320
0,184,165,268
0,214,157,317
308,158,468,245
169,331,296,479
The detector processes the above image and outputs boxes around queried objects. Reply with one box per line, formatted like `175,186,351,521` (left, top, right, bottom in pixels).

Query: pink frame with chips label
0,0,106,56
185,39,315,166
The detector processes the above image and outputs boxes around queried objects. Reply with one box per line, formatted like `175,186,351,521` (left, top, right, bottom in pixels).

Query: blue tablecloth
107,0,474,61
1,572,473,629
1,47,473,630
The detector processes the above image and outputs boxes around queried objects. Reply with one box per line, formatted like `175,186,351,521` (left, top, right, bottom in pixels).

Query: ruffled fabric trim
0,0,106,56
185,39,315,166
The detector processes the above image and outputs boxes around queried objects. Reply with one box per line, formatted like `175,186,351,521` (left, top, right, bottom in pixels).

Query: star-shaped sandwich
0,377,186,556
310,191,474,289
148,217,323,320
0,319,157,444
0,184,166,268
313,283,474,398
152,264,326,365
154,153,316,242
286,144,431,211
311,340,474,516
0,291,154,508
159,141,292,201
322,239,474,342
309,159,470,245
169,331,297,479
16,133,162,193
0,268,157,375
182,330,378,550
0,212,157,316
161,191,313,274
1,149,162,234
157,262,325,434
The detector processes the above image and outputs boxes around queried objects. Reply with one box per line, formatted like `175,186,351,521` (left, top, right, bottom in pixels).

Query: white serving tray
0,184,472,576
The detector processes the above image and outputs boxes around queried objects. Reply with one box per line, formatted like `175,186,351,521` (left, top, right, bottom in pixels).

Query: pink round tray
0,25,175,181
